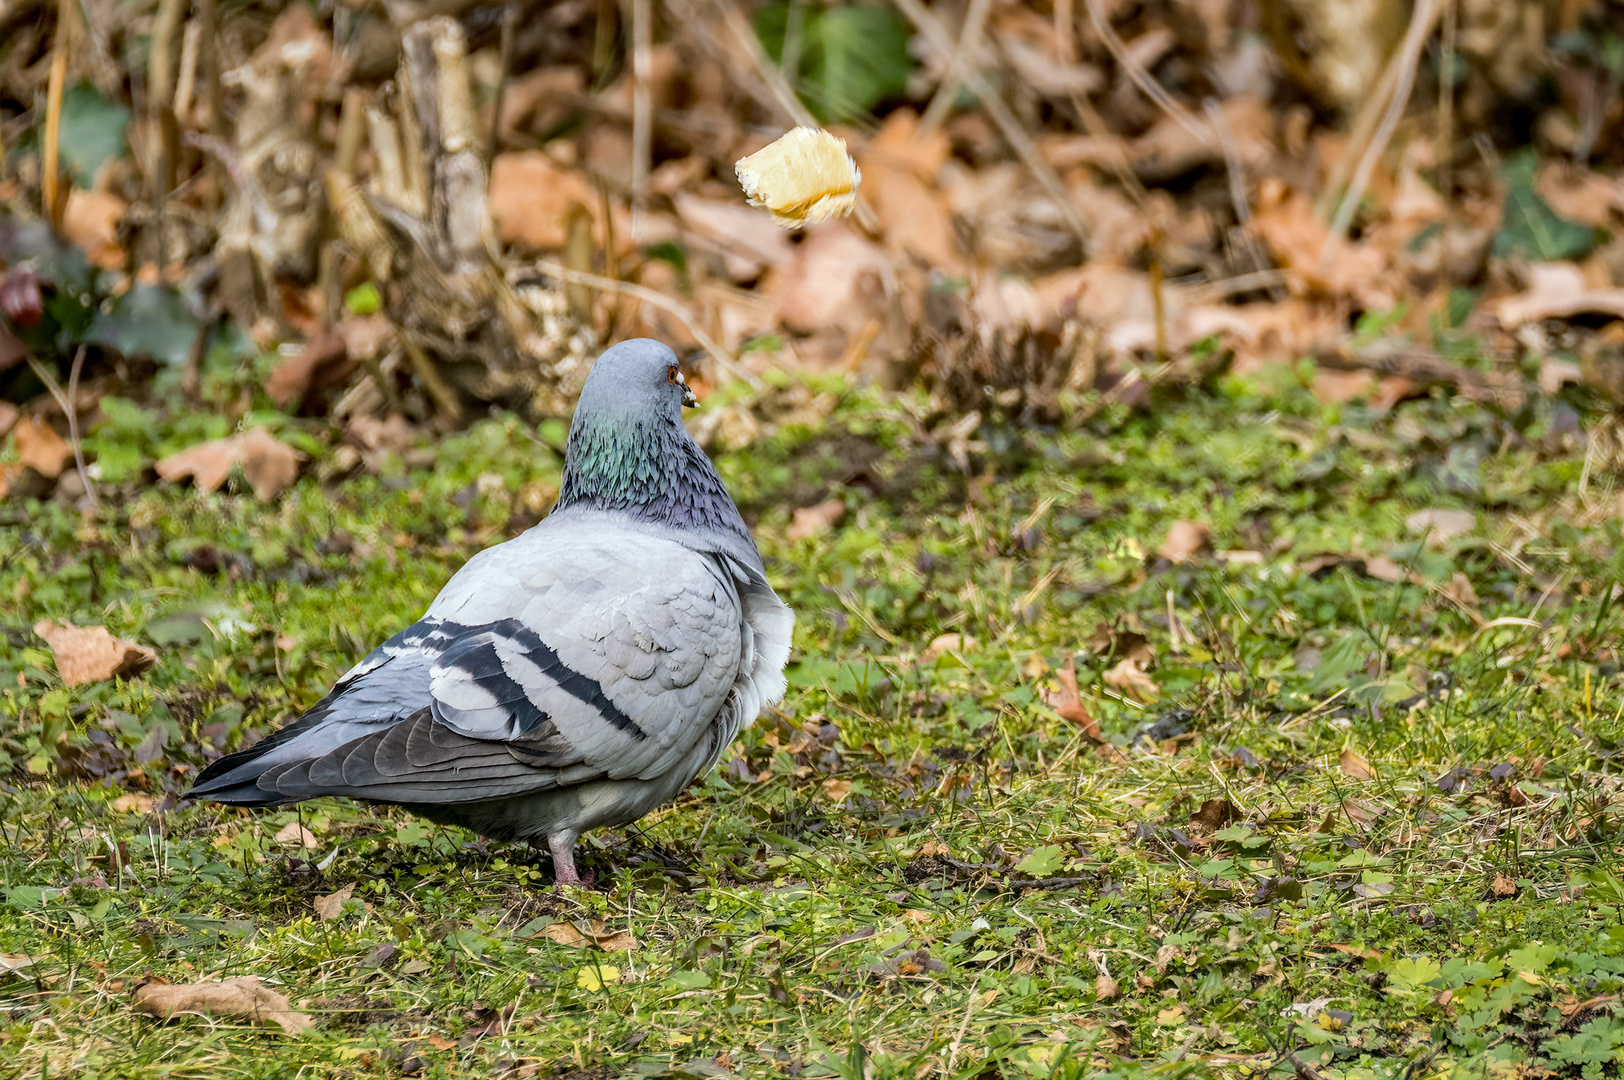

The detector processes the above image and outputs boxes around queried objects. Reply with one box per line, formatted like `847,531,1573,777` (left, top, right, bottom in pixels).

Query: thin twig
486,4,516,166
525,260,761,389
916,0,993,141
398,336,465,428
1081,0,1208,142
1437,0,1456,199
26,348,99,512
892,0,1088,243
1321,0,1442,261
626,0,652,229
42,0,72,225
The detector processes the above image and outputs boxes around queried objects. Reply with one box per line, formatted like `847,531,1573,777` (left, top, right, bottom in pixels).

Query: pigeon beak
677,370,698,408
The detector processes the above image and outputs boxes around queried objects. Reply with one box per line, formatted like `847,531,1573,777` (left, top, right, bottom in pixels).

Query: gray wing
192,523,745,805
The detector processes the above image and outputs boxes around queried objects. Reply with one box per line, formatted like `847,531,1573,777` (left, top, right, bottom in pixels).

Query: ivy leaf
1494,150,1597,262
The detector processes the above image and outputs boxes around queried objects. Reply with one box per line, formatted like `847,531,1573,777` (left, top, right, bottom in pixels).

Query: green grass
1,368,1623,1079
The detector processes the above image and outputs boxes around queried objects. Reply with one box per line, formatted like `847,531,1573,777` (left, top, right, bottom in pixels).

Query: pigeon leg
548,830,581,886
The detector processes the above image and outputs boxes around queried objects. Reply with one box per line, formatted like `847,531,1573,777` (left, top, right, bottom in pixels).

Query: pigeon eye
666,366,678,384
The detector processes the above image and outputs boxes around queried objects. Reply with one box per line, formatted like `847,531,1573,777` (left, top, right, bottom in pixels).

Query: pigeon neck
555,412,755,547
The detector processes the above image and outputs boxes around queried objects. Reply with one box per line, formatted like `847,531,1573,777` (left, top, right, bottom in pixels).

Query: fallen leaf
1095,973,1120,1001
574,964,620,992
1491,873,1518,898
1156,1003,1188,1025
110,793,157,814
922,632,978,662
775,221,891,335
156,428,304,500
426,1034,458,1050
735,127,861,229
1495,262,1624,326
1159,519,1211,564
1154,942,1181,975
787,499,846,540
1189,798,1239,831
313,883,355,921
132,976,315,1035
264,330,352,408
1102,657,1159,701
545,922,590,948
274,822,319,849
1041,655,1102,741
918,840,951,858
489,151,600,249
821,778,853,804
61,189,127,270
33,620,157,687
0,953,37,972
14,417,74,478
1361,556,1408,583
1405,508,1476,544
1339,748,1375,781
1441,572,1479,610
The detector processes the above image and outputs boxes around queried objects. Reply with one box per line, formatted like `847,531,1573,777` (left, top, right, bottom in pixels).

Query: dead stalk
1321,0,1443,261
892,0,1088,243
1437,0,1456,199
149,0,188,267
528,260,760,389
626,0,652,226
42,0,73,225
916,0,994,140
1081,0,1208,142
486,4,517,166
399,337,465,428
27,348,99,513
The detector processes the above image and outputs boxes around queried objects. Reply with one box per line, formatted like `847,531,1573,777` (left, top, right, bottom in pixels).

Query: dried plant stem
1081,0,1208,142
149,0,188,267
528,259,760,389
893,0,1087,243
399,336,465,428
486,4,516,165
1437,0,1456,199
1054,0,1076,63
1321,0,1442,261
626,0,652,220
26,348,99,512
917,0,993,140
42,0,74,225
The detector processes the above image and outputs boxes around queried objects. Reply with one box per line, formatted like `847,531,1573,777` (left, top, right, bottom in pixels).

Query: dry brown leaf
489,151,600,249
1339,748,1375,781
61,189,127,270
156,429,303,500
1159,520,1211,564
1041,655,1103,741
775,222,891,336
1495,262,1624,326
33,620,156,688
313,883,355,921
1491,872,1518,898
918,840,951,858
264,330,352,408
922,632,978,662
1361,556,1408,583
1095,973,1120,1001
274,821,319,849
545,922,590,948
787,499,846,540
542,921,637,951
822,778,853,804
14,417,73,478
110,793,158,814
132,976,315,1035
1102,657,1159,702
1442,572,1480,610
0,953,36,972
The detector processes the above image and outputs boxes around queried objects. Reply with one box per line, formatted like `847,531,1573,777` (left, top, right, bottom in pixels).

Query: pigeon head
554,339,756,556
575,338,698,420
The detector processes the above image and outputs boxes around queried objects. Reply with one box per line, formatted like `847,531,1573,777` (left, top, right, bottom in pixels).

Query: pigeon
189,339,794,885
